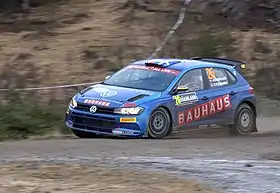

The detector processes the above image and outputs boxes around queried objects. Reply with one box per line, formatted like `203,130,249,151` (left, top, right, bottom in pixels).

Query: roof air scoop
145,59,180,68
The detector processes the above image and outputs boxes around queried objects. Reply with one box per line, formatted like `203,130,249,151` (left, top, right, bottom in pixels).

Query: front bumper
65,107,147,137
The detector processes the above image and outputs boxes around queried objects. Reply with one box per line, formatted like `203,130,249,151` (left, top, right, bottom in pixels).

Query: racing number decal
206,68,216,80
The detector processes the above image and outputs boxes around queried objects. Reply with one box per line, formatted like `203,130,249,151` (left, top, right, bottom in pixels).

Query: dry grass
0,0,178,87
0,0,280,101
0,163,216,193
231,29,280,70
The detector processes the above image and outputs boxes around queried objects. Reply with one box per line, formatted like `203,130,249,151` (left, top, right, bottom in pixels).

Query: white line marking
148,0,193,59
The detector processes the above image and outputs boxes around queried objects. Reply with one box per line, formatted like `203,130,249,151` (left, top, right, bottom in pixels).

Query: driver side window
178,69,204,92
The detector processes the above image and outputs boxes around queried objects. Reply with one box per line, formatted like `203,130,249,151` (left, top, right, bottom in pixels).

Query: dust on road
0,163,216,193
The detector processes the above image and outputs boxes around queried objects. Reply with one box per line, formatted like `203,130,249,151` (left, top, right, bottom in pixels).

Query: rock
244,163,253,167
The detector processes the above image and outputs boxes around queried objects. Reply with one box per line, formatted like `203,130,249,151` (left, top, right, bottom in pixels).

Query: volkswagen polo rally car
65,57,257,139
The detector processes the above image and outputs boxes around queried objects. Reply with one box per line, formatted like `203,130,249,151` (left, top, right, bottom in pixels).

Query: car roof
132,58,234,71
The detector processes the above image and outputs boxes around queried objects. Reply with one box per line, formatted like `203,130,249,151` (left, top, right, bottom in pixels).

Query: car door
171,68,211,128
200,67,239,125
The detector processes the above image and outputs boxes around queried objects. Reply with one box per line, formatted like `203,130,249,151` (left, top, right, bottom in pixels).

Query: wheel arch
239,100,257,117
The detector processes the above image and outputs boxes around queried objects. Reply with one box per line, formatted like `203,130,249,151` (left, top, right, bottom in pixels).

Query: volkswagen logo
93,87,118,97
89,105,97,113
100,90,117,97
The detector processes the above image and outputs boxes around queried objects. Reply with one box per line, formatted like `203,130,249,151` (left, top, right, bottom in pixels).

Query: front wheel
148,107,171,139
229,103,256,135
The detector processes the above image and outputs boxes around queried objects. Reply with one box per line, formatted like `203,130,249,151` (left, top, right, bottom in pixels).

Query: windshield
103,65,180,92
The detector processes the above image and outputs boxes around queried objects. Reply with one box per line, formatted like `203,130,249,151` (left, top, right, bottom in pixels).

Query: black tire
229,103,256,135
148,107,171,139
72,130,99,138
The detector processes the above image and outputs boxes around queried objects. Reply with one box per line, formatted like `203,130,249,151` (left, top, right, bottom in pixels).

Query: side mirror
177,85,189,92
173,85,189,95
105,75,111,80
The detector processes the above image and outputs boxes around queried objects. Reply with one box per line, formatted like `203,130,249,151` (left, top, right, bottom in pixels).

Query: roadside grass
0,91,70,141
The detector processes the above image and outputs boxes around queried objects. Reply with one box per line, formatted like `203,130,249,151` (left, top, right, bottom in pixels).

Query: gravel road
1,116,280,193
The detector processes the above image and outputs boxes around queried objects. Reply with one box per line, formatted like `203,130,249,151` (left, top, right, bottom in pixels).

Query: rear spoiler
190,57,246,72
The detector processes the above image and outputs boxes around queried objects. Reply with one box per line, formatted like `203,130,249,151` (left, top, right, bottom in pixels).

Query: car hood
75,84,161,108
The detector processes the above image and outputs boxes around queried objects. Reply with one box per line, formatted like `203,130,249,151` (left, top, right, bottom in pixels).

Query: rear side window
225,69,237,84
205,67,236,88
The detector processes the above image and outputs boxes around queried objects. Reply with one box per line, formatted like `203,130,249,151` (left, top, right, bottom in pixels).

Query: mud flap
252,125,258,132
252,115,258,133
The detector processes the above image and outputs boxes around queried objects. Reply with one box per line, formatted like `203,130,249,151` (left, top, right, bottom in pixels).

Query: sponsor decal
206,68,229,87
66,108,69,114
84,99,110,106
120,117,137,123
209,76,229,87
178,94,231,125
112,129,136,136
112,130,124,135
173,92,198,106
92,98,123,105
93,87,118,97
127,65,180,75
123,102,137,107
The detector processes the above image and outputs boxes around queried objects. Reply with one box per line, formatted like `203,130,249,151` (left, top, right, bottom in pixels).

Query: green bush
0,0,20,10
0,94,69,140
0,0,65,10
189,30,236,57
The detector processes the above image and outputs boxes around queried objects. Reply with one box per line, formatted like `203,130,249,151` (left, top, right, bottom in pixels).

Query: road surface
1,116,280,193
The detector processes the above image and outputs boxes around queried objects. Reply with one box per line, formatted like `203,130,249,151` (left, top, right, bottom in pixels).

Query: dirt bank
0,163,215,193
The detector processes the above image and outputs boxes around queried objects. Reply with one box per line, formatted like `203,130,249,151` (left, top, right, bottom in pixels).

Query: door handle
201,96,209,100
229,91,236,96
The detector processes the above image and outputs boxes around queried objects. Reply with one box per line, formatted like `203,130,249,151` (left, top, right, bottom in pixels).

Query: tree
0,0,29,11
21,0,30,11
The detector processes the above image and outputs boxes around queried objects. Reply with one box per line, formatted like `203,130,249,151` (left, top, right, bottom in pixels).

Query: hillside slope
0,0,178,86
0,0,279,102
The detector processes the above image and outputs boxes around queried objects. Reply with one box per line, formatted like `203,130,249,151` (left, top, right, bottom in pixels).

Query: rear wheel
148,107,171,139
229,103,256,135
72,130,99,138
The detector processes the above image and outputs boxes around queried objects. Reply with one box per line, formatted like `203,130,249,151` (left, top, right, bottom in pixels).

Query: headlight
69,98,77,108
114,107,144,115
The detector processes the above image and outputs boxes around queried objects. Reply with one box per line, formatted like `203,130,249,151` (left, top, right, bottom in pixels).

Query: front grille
73,116,116,128
72,111,115,121
70,111,117,134
76,103,115,114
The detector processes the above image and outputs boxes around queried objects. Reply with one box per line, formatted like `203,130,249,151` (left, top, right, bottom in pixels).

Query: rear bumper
65,107,148,137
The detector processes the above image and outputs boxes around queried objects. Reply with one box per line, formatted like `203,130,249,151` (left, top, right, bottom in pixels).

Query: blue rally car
65,57,257,139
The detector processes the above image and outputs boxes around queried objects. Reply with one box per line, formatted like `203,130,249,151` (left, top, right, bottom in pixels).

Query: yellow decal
66,108,69,114
206,68,216,80
173,95,181,105
240,64,246,69
120,117,137,123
